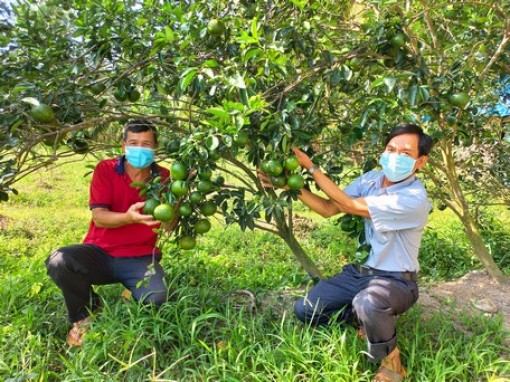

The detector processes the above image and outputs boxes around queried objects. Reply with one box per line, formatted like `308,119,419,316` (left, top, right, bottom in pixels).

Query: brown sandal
66,317,91,347
372,365,406,382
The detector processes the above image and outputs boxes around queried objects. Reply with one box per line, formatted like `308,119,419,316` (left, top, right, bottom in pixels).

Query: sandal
372,365,406,382
66,317,91,347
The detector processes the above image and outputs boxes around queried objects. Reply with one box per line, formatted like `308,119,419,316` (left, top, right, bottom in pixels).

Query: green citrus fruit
449,92,470,109
260,160,271,173
266,160,283,176
198,168,212,180
389,33,406,48
167,140,180,154
30,104,55,123
170,162,188,180
287,174,305,190
284,156,300,171
189,191,204,204
179,236,197,250
234,131,249,146
113,88,128,101
153,203,175,222
143,199,160,215
207,19,226,36
197,180,213,194
200,201,217,216
178,203,193,217
194,219,212,234
171,180,189,197
89,83,106,95
128,89,141,102
213,175,225,186
270,175,287,188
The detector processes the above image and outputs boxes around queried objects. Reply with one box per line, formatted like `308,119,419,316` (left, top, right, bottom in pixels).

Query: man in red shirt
46,119,170,346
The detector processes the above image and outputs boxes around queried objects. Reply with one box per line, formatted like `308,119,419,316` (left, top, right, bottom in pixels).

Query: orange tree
0,0,508,280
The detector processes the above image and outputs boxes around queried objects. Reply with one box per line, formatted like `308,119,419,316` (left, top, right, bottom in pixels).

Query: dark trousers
46,244,167,323
294,264,418,362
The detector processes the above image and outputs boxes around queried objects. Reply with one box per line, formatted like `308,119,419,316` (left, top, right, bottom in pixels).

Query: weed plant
0,160,509,381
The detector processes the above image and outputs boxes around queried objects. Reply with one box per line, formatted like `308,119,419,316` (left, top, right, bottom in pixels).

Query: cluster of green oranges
140,162,224,250
260,155,305,190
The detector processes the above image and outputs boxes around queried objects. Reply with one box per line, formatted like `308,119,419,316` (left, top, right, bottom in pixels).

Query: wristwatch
308,164,319,175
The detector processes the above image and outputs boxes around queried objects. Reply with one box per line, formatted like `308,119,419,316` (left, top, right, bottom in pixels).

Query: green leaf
179,68,198,91
228,74,247,89
21,97,40,106
370,77,385,88
206,107,229,120
203,59,219,68
383,77,397,93
205,135,220,151
250,18,259,41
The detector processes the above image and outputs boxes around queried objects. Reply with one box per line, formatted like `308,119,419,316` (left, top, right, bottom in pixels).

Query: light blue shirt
344,170,431,272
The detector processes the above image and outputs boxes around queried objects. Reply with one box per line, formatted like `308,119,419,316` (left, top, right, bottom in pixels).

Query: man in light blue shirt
291,123,434,382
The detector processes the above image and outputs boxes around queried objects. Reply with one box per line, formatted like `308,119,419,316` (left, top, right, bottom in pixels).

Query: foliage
1,0,509,276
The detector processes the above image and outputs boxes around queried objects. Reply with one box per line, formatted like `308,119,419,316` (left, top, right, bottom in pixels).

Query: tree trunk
280,229,324,280
434,143,507,283
461,210,506,282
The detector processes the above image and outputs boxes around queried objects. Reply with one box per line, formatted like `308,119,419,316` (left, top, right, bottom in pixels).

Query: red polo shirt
82,156,170,257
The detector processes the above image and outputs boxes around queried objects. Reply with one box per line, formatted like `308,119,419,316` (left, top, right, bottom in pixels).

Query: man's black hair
122,119,158,144
385,123,434,156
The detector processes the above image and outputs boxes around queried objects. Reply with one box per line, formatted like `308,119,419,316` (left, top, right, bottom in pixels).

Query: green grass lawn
0,158,509,381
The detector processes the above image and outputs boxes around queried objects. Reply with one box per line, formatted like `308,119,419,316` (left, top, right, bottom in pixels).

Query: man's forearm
92,209,133,228
308,169,370,218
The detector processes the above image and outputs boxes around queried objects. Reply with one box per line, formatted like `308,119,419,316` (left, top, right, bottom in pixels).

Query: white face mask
379,152,416,182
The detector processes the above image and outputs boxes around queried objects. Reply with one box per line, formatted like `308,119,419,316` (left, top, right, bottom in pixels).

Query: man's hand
92,202,161,228
257,170,289,190
126,201,161,226
292,147,314,171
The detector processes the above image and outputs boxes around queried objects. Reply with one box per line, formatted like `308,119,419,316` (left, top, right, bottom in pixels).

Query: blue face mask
379,152,416,183
125,146,155,169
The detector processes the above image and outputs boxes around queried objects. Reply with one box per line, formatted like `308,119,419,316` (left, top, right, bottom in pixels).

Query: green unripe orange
143,199,160,215
170,162,188,180
200,201,217,216
171,180,189,197
153,203,175,222
449,92,470,109
179,236,197,250
207,19,226,36
30,104,55,123
287,174,305,190
194,219,212,234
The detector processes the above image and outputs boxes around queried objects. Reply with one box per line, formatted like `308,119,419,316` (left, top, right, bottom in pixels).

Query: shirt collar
384,173,417,192
115,155,159,176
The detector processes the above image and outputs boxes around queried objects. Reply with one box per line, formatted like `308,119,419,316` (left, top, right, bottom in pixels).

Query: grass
0,158,509,381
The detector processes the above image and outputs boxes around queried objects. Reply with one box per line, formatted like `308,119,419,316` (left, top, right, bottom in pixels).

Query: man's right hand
92,202,161,228
127,201,161,226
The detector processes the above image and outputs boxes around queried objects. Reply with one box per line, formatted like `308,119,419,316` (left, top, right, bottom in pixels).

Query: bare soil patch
418,270,510,334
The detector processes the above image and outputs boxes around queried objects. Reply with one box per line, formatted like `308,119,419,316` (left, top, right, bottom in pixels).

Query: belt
356,264,417,282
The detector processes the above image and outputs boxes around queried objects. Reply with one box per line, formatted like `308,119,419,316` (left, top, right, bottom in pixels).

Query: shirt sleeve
343,174,365,198
365,190,431,232
89,161,113,210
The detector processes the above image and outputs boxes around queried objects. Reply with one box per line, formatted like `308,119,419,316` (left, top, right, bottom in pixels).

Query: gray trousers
46,244,167,323
294,264,418,362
